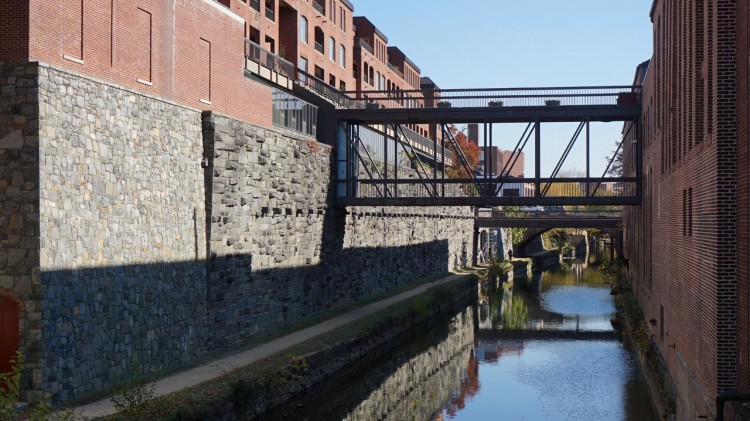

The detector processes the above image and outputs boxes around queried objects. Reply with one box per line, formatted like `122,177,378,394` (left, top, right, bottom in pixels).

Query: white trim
200,99,212,105
63,54,84,65
200,0,245,24
137,79,153,86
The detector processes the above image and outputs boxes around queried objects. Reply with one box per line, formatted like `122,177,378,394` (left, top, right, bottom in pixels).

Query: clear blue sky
352,0,654,176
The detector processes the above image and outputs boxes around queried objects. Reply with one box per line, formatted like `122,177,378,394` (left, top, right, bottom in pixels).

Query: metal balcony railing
342,86,643,110
296,69,361,109
245,39,294,78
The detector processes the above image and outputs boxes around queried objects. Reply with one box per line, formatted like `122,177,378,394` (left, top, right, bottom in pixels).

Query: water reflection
267,260,656,421
441,260,657,421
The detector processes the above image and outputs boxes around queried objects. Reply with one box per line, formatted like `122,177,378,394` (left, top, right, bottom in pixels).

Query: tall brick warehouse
623,0,749,419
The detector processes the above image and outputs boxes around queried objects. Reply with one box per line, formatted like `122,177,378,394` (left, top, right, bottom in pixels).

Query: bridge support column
472,223,479,267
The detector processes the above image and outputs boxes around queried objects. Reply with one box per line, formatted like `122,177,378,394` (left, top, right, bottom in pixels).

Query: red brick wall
0,0,29,61
736,0,750,393
26,0,272,127
624,0,740,416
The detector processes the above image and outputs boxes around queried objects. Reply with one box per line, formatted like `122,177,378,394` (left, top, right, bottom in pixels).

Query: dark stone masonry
0,62,474,401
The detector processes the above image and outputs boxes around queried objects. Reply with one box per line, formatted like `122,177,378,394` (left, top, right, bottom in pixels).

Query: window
314,65,324,80
339,44,345,68
329,37,335,61
329,74,336,87
339,80,346,91
265,0,275,21
299,56,308,81
300,16,308,44
314,27,324,54
339,6,344,30
376,71,380,90
342,9,346,32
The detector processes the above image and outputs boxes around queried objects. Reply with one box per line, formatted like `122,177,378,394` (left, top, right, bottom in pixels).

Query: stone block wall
36,64,209,400
202,112,474,347
1,62,474,401
0,62,41,388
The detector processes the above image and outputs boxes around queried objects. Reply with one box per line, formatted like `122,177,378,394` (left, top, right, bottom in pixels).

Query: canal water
264,259,658,420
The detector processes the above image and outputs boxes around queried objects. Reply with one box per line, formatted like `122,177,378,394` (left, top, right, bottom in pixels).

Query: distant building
467,123,525,177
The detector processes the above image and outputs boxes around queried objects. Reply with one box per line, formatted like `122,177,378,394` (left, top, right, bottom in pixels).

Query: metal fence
342,86,642,110
245,40,294,79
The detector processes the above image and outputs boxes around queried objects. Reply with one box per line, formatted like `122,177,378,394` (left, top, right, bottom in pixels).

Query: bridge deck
336,104,641,124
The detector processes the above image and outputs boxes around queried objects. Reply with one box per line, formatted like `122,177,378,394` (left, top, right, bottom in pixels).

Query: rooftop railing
245,40,295,78
343,86,642,109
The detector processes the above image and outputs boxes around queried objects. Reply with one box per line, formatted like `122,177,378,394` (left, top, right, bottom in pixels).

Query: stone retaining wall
202,112,474,347
0,62,41,391
36,64,209,400
1,62,475,401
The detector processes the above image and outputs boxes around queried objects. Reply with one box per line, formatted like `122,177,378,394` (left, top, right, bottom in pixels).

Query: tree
605,140,624,177
445,125,480,179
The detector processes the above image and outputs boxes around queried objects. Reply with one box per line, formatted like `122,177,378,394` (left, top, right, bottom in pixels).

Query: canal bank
69,272,477,420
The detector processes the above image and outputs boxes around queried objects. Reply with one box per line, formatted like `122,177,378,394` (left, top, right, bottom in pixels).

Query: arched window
314,27,324,54
339,44,345,68
368,66,374,87
329,37,335,61
364,63,370,85
300,16,308,44
376,71,381,90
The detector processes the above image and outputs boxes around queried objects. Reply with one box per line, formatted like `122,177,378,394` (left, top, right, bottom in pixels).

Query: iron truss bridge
475,209,623,229
332,85,642,207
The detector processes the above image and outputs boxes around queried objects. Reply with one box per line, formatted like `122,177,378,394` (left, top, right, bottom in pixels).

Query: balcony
313,0,325,14
357,38,373,55
249,0,260,11
244,39,295,88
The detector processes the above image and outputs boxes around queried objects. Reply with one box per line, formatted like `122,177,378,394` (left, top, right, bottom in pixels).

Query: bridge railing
342,86,642,110
244,40,295,79
343,176,638,202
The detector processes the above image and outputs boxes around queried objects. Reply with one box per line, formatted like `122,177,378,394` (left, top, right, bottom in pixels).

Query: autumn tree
605,140,624,177
445,124,480,179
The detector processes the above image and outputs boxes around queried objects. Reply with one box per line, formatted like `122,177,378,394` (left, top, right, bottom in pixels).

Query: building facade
622,0,747,418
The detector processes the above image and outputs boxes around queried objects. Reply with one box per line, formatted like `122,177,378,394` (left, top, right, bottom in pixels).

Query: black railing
245,40,294,78
296,69,361,109
249,0,260,11
399,125,453,164
338,177,639,201
342,86,643,110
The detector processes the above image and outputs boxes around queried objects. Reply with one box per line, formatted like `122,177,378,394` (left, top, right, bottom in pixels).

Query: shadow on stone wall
39,237,454,401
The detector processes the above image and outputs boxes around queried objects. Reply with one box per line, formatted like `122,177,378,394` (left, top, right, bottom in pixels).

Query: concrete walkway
73,272,472,418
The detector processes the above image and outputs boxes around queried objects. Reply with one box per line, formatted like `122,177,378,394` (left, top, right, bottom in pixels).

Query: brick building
622,0,748,419
466,123,525,177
